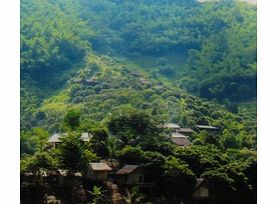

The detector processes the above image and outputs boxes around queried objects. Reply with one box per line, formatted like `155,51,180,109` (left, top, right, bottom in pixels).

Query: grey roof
80,132,91,142
116,165,139,175
48,132,92,143
178,128,194,133
89,163,112,171
196,125,219,130
194,178,207,189
163,123,180,129
171,132,188,138
171,137,192,147
47,133,67,143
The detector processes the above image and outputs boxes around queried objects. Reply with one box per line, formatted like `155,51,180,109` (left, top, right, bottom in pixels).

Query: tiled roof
89,163,112,171
178,128,194,133
196,125,219,130
171,132,188,138
80,132,91,142
171,137,192,147
47,133,67,143
163,123,180,129
116,165,139,175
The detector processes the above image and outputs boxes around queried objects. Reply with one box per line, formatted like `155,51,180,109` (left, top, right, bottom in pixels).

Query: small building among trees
47,133,67,148
86,162,112,181
192,178,210,204
116,165,145,185
47,132,92,148
171,132,192,147
163,123,181,130
177,128,194,136
196,125,219,132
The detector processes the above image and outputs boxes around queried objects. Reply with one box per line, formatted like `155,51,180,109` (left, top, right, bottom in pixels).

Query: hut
196,125,219,131
163,123,181,130
47,133,66,148
47,132,92,148
192,178,209,203
80,132,92,142
116,165,144,185
86,162,112,181
171,132,192,147
177,128,194,136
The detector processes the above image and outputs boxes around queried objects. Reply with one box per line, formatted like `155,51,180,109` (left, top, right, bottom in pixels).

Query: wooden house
57,170,82,186
47,132,92,148
163,123,181,130
86,162,112,181
116,165,144,185
177,128,194,136
80,132,92,142
47,133,66,148
196,125,219,132
171,132,192,147
192,179,209,203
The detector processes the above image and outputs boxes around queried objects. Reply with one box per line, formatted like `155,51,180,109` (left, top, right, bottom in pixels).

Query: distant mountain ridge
198,0,256,4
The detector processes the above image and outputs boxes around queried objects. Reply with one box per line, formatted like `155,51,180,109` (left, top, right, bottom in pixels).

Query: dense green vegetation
77,0,257,104
21,109,256,203
20,0,256,203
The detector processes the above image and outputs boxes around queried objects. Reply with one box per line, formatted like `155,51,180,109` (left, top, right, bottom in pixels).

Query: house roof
80,132,91,142
47,133,67,143
48,132,92,143
89,163,112,171
178,128,194,133
116,165,139,175
139,77,151,84
171,137,192,147
194,178,207,189
171,132,188,138
196,125,219,130
163,123,180,129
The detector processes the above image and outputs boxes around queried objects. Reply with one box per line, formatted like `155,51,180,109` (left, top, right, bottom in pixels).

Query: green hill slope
20,0,256,148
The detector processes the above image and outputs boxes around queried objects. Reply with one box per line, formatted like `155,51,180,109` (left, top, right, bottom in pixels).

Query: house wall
193,186,209,198
126,173,144,185
86,169,108,181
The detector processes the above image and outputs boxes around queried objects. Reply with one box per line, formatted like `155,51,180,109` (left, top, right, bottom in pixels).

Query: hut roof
80,132,91,142
116,165,139,175
48,132,92,143
171,132,188,138
178,128,194,133
47,133,67,143
194,178,207,189
196,125,219,130
171,137,192,147
163,123,180,129
89,163,112,171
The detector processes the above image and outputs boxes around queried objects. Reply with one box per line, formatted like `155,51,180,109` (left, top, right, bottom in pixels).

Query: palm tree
87,186,106,204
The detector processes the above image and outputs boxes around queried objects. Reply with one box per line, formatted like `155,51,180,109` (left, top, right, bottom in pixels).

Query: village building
86,162,112,181
139,77,151,85
47,132,92,148
47,133,67,148
131,71,142,77
80,132,92,142
116,165,145,185
57,170,82,186
196,125,219,131
171,132,192,147
177,127,194,136
100,159,120,170
163,123,181,130
192,178,209,204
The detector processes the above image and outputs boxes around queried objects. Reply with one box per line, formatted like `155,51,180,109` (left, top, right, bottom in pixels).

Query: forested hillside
21,0,256,117
20,1,257,203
